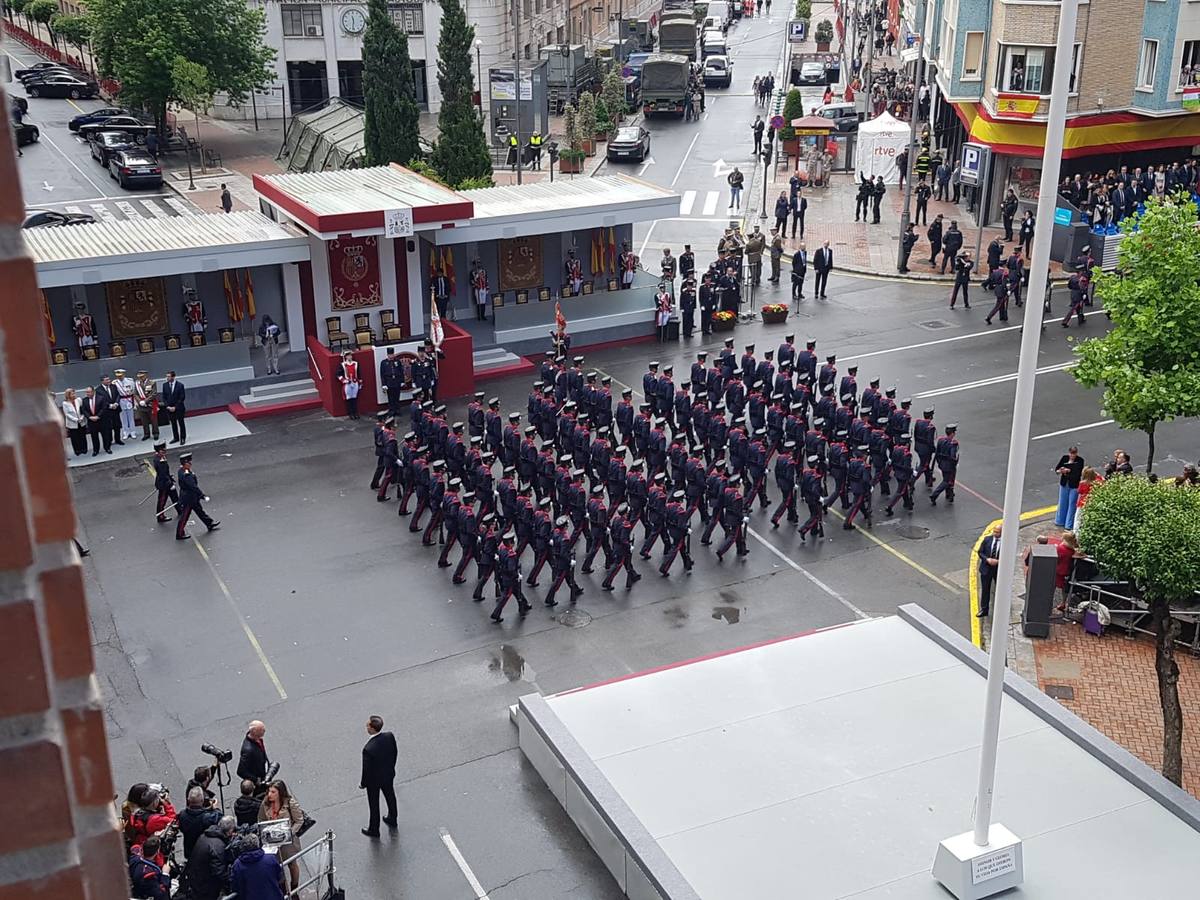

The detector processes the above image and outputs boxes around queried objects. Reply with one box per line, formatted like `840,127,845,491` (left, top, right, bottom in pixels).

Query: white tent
857,113,910,184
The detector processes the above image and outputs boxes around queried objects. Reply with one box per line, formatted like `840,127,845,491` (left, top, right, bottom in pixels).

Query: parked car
69,106,129,131
702,55,733,88
24,75,100,100
15,122,40,147
77,116,154,140
22,210,96,229
606,125,651,163
18,65,79,83
797,61,829,85
813,101,860,132
14,61,68,79
91,131,137,166
109,149,162,189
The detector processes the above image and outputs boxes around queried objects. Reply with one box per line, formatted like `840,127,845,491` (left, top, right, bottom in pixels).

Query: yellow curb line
969,504,1057,648
824,506,959,593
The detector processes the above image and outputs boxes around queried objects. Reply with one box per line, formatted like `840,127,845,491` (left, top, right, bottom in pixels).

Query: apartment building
917,0,1200,212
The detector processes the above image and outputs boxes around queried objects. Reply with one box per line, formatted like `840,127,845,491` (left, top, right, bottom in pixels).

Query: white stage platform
66,411,250,468
517,607,1200,900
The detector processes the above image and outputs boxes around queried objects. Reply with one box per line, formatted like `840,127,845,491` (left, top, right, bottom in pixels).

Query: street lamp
475,38,483,119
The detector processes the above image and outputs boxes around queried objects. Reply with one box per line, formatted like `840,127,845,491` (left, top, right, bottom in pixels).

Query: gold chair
325,316,350,349
353,313,371,330
380,309,396,328
354,328,375,348
384,324,405,342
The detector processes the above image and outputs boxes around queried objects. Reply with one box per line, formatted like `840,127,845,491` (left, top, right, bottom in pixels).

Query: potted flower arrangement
578,93,598,157
815,19,833,51
760,302,789,324
711,309,737,331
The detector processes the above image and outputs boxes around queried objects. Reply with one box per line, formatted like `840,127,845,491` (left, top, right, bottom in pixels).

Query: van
701,30,728,59
704,0,730,30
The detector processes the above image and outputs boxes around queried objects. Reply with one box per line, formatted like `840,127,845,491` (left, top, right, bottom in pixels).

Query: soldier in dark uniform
633,403,653,458
691,352,709,398
985,273,1010,325
501,412,522,468
446,422,467,482
930,424,959,505
747,386,767,435
467,391,486,441
543,516,584,606
380,348,403,416
601,505,640,591
616,388,635,448
869,422,892,496
639,473,670,558
152,442,178,523
885,435,915,515
950,251,973,309
797,455,825,542
565,469,588,539
589,428,613,487
740,344,757,385
370,413,389,492
175,453,219,540
667,432,688,491
643,361,661,414
680,277,697,337
375,420,399,502
796,338,818,383
684,450,707,521
452,496,479,584
887,398,913,441
401,445,428,517
777,333,796,370
571,414,592,473
699,462,729,544
804,419,828,492
715,475,749,561
724,373,746,421
746,429,770,510
539,352,557,388
674,383,694,449
770,441,798,526
484,398,503,455
718,338,738,379
843,445,873,530
491,532,532,622
625,459,649,530
512,485,536,558
913,408,937,487
727,417,749,477
839,365,859,415
475,452,497,518
698,273,717,335
824,430,850,510
659,490,695,575
436,480,464,567
581,485,612,573
567,356,585,403
818,354,838,395
471,514,500,601
525,497,555,586
773,365,794,409
814,385,838,436
421,465,449,546
755,350,776,394
594,376,614,431
860,377,881,423
657,365,677,429
518,426,539,489
707,405,729,468
606,447,629,513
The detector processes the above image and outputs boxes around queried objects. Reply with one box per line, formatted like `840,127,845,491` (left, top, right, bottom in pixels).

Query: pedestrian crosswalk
60,195,190,222
679,190,727,218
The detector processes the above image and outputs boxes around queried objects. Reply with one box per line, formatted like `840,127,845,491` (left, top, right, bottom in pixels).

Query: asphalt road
57,13,1200,900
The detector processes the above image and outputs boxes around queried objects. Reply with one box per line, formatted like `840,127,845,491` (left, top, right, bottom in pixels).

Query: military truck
659,9,698,60
539,44,599,113
640,53,691,117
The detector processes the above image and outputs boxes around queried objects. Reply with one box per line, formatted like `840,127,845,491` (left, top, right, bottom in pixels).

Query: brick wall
0,59,128,900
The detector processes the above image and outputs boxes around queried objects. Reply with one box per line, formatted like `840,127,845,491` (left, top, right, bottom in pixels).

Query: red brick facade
0,72,128,897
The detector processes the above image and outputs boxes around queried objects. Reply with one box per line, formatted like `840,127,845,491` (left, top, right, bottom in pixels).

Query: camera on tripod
201,743,233,764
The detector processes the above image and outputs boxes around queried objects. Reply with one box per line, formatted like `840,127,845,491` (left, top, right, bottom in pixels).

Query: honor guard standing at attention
175,453,219,540
930,424,959,505
913,408,937,487
380,348,402,416
113,368,137,441
153,442,178,523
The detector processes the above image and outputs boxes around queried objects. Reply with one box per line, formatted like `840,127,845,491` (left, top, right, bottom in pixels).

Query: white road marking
439,828,490,899
1031,419,1114,441
36,130,108,196
90,203,117,222
637,155,656,176
164,197,195,216
680,190,697,215
115,200,140,220
64,205,83,214
701,190,719,216
669,131,702,188
914,361,1074,399
746,526,870,619
636,220,658,260
140,198,169,218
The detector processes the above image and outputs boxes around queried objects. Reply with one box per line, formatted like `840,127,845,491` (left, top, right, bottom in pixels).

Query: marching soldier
646,418,668,478
467,392,486,441
930,424,959,505
814,385,838,435
740,344,757,385
371,413,390,492
421,464,449,546
452,496,479,584
860,377,882,423
375,419,399,502
838,364,859,414
818,354,838,395
755,349,776,392
152,442,178,524
492,531,532,622
869,421,893,497
595,376,614,431
770,441,798,527
502,412,523,469
436,481,465,567
625,459,649,530
885,435,915,515
175,453,219,540
657,366,676,428
913,408,937,488
746,429,770,510
659,491,695,575
674,382,694,449
471,514,501,601
684,450,707,521
773,364,794,409
616,388,636,448
699,460,729,544
525,498,555,586
543,516,584,607
796,338,818,383
643,361,661,413
581,485,613,573
888,398,913,442
485,398,503,455
824,430,850,510
401,444,429,517
777,333,797,370
475,452,497,518
607,446,629,512
633,403,653,457
601,504,640,591
639,473,670,559
691,352,709,398
797,455,825,542
715,475,749,561
843,446,873,531
589,428,613,487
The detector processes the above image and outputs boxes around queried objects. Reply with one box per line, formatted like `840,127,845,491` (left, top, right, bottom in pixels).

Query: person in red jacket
127,787,177,849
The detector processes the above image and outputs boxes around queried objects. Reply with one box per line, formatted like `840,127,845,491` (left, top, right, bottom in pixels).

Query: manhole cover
918,319,953,330
1045,684,1075,701
115,465,145,478
556,608,592,628
893,524,930,540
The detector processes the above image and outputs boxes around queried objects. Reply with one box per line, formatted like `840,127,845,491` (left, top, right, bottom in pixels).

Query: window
1069,42,1081,94
282,5,323,36
962,31,984,79
1138,39,1158,90
1180,40,1200,88
387,4,424,34
996,44,1055,94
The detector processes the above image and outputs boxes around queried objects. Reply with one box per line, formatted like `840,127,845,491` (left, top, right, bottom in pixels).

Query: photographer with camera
127,786,177,850
187,814,237,900
128,834,172,899
178,786,222,859
237,720,271,786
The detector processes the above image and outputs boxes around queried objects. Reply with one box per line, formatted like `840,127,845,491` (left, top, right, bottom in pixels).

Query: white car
798,61,828,85
703,55,733,88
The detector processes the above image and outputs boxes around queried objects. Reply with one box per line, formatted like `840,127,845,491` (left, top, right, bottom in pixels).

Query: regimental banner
105,277,168,339
995,93,1040,119
498,236,543,291
328,235,382,310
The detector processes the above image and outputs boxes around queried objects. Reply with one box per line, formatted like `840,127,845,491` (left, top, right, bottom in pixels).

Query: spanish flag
995,93,1040,119
224,271,242,322
429,246,438,279
243,269,256,319
444,247,456,293
554,300,568,335
40,290,54,345
607,227,617,273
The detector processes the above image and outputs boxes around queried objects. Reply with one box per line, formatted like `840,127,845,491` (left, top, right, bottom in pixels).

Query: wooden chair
354,328,374,348
325,316,350,349
383,324,405,342
380,309,396,328
353,313,372,330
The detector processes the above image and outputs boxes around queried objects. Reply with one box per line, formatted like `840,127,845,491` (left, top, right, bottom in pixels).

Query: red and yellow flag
224,271,243,322
40,290,54,345
995,93,1040,119
243,269,256,319
607,227,617,272
554,300,568,335
444,247,456,293
429,246,438,279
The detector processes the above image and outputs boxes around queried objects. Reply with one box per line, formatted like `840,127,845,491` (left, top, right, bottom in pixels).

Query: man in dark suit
83,385,111,456
360,715,399,838
236,720,269,784
99,375,123,447
162,370,187,445
977,523,1001,617
813,241,834,299
790,243,807,304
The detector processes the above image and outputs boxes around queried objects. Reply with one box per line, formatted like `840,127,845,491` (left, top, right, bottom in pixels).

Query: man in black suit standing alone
163,370,187,445
361,715,398,838
813,241,834,299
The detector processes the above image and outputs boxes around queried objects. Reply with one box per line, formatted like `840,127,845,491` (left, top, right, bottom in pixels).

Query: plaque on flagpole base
931,823,1023,900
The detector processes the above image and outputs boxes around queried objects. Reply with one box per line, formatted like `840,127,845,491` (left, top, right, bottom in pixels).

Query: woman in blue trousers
1053,446,1085,529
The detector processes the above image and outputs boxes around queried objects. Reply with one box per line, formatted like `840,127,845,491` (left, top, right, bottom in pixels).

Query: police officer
899,223,918,274
930,424,959,505
152,441,178,523
659,490,695,575
950,251,973,309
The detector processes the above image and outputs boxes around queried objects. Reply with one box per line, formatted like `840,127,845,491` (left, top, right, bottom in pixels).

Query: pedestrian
1019,210,1034,256
791,241,808,304
774,191,789,233
146,130,159,160
813,240,833,298
951,161,962,203
1001,188,1018,240
1053,446,1085,528
175,452,220,540
220,183,233,213
752,115,764,155
727,166,744,210
360,715,398,838
898,223,917,274
976,523,1001,618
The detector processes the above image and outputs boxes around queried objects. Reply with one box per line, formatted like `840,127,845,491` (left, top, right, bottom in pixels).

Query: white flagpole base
931,823,1024,899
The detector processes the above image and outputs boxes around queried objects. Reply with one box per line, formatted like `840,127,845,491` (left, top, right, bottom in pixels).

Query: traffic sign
959,142,990,187
770,114,784,129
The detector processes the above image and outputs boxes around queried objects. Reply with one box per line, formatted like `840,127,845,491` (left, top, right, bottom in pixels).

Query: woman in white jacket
61,388,87,456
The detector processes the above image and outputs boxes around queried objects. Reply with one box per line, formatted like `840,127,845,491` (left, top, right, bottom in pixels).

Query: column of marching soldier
368,334,961,624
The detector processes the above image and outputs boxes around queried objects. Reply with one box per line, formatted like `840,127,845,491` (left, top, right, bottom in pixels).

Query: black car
15,122,40,147
91,131,136,165
606,125,651,163
24,75,100,100
69,106,128,131
14,61,66,79
22,210,96,229
77,116,154,140
17,64,79,83
109,150,162,189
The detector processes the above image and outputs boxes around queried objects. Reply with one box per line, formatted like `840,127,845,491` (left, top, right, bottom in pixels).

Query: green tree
779,88,804,141
50,12,91,53
601,66,627,127
171,56,213,161
363,0,421,166
1078,476,1200,786
89,0,274,134
1072,198,1200,474
430,0,490,186
578,91,597,140
27,0,58,47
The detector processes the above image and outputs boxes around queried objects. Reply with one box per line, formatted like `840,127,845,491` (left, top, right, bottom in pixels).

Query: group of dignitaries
368,336,961,624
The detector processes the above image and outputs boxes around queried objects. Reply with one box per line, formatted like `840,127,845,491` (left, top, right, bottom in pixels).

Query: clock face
341,7,366,33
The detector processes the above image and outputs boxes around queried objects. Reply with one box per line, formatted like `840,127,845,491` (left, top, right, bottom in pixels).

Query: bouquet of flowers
761,303,788,314
711,310,736,323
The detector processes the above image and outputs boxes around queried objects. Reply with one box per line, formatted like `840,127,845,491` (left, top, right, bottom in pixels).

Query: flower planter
581,138,596,157
816,40,831,52
711,316,737,332
595,131,609,143
761,308,789,324
559,157,583,174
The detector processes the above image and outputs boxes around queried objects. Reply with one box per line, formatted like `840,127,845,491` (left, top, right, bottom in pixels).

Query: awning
954,102,1200,159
